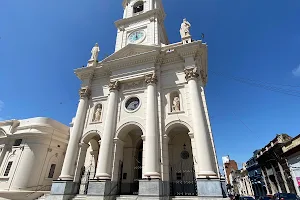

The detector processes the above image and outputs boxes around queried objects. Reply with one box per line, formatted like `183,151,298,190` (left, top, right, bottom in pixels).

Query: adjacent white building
0,118,69,200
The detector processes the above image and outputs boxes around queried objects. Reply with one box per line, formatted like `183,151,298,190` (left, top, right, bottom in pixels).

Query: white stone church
0,0,227,199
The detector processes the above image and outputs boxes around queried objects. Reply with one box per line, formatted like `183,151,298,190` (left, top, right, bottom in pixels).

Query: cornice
74,67,95,81
115,9,165,28
175,41,204,59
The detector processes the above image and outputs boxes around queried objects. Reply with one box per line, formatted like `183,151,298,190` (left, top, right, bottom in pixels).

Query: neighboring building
47,0,224,199
282,134,300,196
222,156,238,185
246,150,267,198
256,134,296,195
229,164,254,197
0,118,69,200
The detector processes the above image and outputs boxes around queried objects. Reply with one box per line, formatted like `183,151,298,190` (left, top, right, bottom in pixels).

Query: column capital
109,80,120,91
184,67,199,82
79,87,91,99
141,135,146,141
113,138,125,146
145,73,157,85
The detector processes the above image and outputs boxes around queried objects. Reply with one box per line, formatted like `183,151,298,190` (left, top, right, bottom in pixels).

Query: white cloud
292,65,300,77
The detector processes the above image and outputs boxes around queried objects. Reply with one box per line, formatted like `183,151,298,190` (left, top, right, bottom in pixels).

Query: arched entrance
77,132,101,195
116,124,144,195
168,124,197,196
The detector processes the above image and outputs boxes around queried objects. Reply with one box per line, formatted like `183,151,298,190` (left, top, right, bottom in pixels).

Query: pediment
101,44,161,63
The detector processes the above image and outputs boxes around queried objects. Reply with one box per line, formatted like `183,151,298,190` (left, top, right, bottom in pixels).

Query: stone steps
72,195,87,200
116,195,138,200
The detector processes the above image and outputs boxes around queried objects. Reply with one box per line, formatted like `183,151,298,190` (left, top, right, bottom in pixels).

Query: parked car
259,196,272,200
272,193,299,200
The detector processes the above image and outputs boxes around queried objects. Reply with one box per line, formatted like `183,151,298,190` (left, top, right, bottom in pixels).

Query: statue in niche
172,96,180,112
180,18,191,38
93,104,102,122
90,43,100,61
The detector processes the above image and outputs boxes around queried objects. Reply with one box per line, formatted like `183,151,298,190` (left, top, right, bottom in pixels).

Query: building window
4,161,13,176
133,1,144,14
48,164,56,178
13,139,22,146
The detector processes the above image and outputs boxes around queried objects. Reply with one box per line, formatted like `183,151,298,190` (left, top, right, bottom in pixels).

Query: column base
95,173,111,180
138,179,169,199
58,174,74,181
144,172,161,179
87,180,118,199
196,179,223,198
46,180,78,200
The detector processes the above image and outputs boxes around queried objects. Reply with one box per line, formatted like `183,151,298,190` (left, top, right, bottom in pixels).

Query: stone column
138,73,161,199
59,87,90,180
271,163,282,192
74,143,90,183
184,67,217,178
278,162,290,193
143,73,160,179
261,167,271,194
95,80,120,180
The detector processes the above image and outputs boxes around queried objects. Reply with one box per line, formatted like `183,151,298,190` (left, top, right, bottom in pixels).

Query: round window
125,97,140,112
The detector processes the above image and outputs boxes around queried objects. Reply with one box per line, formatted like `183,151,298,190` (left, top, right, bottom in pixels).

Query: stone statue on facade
180,18,191,38
93,104,102,122
90,43,100,61
172,96,180,112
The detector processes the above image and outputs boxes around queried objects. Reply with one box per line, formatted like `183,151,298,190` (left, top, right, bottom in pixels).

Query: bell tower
114,0,169,51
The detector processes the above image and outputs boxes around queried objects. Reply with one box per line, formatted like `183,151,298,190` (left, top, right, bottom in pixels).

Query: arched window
48,164,56,178
133,1,144,14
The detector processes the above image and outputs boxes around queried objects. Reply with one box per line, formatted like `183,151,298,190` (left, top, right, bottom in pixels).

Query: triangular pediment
101,44,161,63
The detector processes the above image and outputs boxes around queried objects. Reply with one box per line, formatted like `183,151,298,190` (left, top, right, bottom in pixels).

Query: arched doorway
78,133,101,195
116,124,144,195
168,124,197,196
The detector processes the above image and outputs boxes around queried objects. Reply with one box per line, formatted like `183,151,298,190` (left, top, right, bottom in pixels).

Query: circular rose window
125,97,140,112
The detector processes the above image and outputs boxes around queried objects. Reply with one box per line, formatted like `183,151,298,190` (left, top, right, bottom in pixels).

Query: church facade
48,0,224,199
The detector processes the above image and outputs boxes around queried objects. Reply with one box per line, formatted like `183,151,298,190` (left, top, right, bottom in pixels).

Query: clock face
128,30,145,44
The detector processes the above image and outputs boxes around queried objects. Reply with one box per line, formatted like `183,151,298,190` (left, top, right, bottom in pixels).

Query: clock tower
114,0,169,51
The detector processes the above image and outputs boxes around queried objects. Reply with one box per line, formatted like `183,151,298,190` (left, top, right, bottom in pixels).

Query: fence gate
169,159,197,196
79,167,95,195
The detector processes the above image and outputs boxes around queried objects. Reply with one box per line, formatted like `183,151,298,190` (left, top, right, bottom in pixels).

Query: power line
210,71,300,98
210,70,300,88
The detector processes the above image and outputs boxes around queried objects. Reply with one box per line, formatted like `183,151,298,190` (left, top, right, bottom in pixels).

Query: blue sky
1,0,300,168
